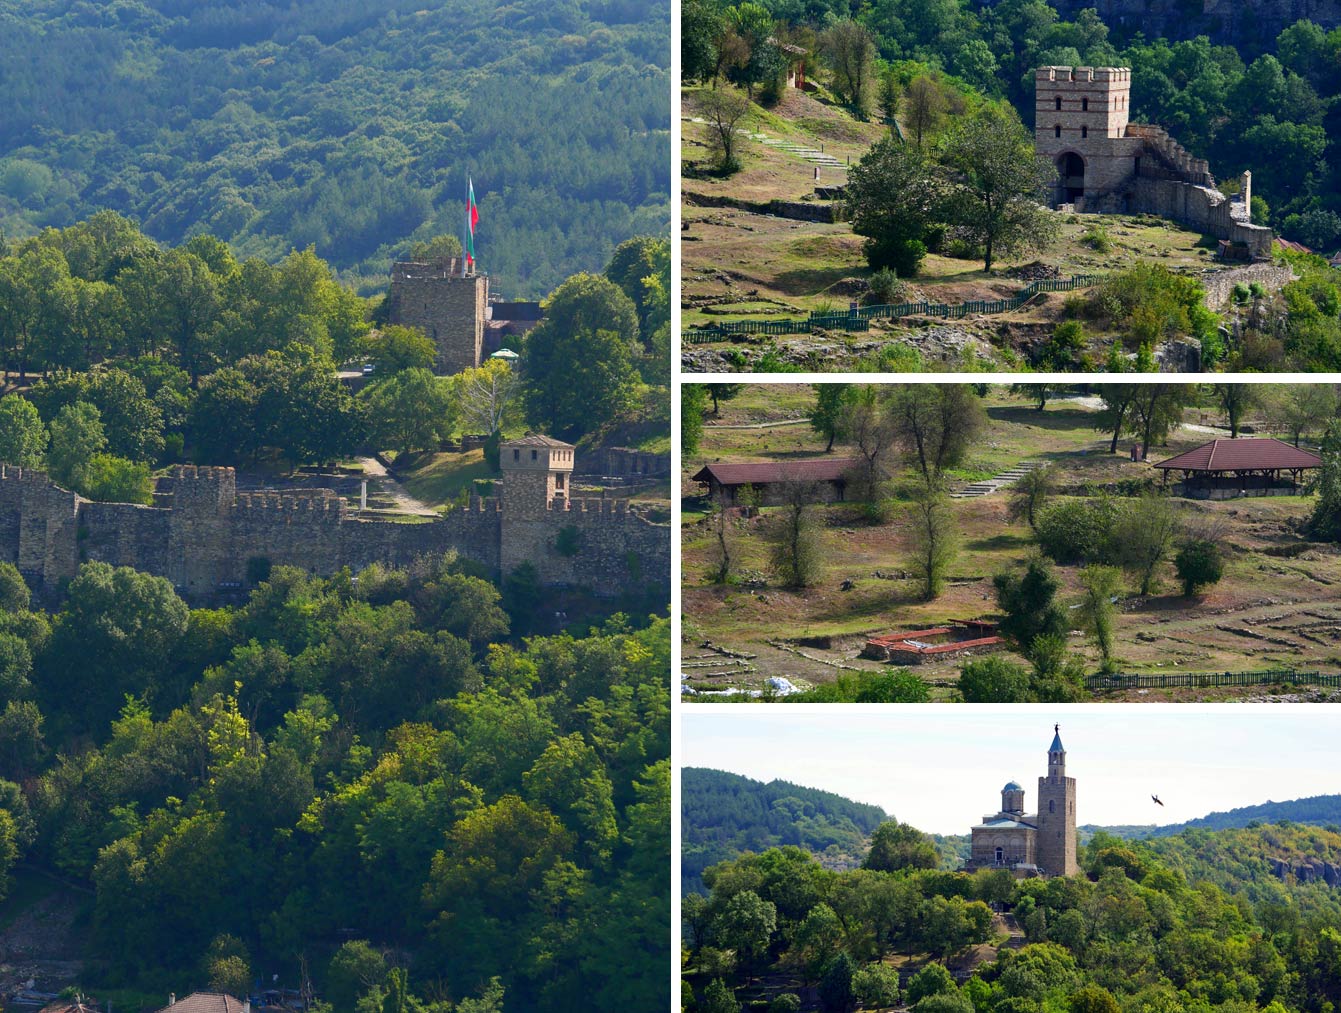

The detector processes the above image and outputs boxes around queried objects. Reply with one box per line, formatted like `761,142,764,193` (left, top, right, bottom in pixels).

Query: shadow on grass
986,404,1101,433
966,533,1032,552
772,266,861,297
805,583,932,624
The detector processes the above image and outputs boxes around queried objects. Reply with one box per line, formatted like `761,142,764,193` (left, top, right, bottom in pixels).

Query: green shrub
1231,283,1250,304
868,267,904,304
555,525,582,557
768,995,801,1013
1081,225,1112,252
1175,539,1224,596
854,670,931,703
959,655,1032,703
1035,499,1120,564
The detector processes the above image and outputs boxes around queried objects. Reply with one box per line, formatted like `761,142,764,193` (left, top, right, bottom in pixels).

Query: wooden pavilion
1152,438,1321,499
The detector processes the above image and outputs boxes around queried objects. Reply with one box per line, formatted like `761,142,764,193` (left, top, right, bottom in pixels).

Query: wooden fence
1087,669,1341,691
685,274,1105,343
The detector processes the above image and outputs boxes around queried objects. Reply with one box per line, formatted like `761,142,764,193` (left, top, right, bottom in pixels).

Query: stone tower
498,434,575,578
385,258,488,375
1034,66,1142,206
1035,725,1078,877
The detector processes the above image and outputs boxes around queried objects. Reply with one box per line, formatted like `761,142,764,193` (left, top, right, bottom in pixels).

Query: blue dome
1003,781,1022,791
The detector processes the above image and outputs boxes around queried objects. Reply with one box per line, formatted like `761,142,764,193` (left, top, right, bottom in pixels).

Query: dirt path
356,457,438,516
704,419,809,430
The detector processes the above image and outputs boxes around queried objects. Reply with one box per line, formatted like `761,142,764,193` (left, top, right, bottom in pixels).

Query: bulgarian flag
463,177,479,275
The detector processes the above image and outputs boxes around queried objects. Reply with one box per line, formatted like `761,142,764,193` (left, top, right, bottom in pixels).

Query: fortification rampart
0,462,667,602
1199,263,1295,309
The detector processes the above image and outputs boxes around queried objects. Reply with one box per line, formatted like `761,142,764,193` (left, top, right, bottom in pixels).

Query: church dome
1003,781,1022,791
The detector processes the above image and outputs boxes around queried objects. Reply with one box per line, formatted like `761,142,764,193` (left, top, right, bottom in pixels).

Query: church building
966,726,1078,878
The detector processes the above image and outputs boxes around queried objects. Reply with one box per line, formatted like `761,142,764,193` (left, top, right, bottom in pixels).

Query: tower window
1054,96,1061,111
1082,98,1089,111
531,449,538,461
1054,124,1061,138
1081,125,1088,138
513,449,520,461
1049,800,1055,813
556,474,565,489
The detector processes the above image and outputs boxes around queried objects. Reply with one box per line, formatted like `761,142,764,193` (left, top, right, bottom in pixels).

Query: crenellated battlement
555,497,631,517
0,436,668,602
1036,66,1131,84
235,489,346,515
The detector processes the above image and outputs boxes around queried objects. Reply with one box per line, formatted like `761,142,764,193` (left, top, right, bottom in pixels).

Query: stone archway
1057,151,1085,203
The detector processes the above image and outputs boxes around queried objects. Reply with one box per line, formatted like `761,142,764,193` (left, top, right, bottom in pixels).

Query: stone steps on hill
950,460,1046,499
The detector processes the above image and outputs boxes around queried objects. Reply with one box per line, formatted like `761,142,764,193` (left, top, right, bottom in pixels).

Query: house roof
1152,438,1321,473
154,995,248,1013
1276,238,1314,255
691,458,862,486
504,434,573,450
490,301,543,321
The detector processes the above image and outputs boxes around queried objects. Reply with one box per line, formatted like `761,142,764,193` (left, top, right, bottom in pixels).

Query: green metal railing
1087,669,1341,691
685,274,1105,343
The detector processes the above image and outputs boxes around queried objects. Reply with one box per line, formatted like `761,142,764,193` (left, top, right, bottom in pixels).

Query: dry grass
682,389,1341,700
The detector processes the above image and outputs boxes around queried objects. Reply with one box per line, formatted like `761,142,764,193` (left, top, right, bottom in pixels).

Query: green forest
1086,796,1341,841
682,0,1341,253
684,817,1341,1013
0,0,671,297
683,769,889,894
0,552,668,1012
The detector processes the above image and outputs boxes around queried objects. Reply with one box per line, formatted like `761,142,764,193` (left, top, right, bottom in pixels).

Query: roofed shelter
1152,438,1321,499
691,458,861,506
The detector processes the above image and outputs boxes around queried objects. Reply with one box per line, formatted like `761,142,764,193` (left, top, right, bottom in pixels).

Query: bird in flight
1151,795,1164,806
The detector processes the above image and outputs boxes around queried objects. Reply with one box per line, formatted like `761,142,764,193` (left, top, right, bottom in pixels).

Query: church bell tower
1035,724,1078,876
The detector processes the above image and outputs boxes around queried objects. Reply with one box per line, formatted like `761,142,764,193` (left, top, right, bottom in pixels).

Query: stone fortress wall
1035,66,1274,258
0,437,669,602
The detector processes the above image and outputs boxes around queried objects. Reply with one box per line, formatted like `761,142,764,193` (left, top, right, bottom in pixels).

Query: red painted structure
863,620,1003,665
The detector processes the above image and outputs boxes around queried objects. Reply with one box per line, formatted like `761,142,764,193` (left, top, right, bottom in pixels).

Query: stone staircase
950,460,1045,499
758,135,846,171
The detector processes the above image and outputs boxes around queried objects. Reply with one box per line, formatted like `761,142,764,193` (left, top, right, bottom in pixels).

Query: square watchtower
500,434,575,515
1035,66,1141,206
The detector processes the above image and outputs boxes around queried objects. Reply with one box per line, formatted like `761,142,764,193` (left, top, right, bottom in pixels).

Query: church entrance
1057,152,1085,203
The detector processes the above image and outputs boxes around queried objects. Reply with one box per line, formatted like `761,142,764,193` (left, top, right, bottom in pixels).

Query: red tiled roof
153,995,248,1013
1276,238,1314,255
691,458,862,486
1152,438,1321,472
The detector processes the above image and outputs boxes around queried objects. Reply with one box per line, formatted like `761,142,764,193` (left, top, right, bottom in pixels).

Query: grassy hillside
681,384,1341,701
0,0,670,297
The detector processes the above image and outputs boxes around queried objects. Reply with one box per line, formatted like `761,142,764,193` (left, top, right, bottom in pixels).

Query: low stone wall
1129,177,1273,258
1199,263,1295,309
684,192,842,223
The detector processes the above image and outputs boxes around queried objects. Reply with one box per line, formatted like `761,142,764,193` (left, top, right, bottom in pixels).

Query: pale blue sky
680,710,1341,835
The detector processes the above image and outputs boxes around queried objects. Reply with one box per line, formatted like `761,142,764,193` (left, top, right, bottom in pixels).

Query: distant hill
0,0,670,297
682,771,1341,898
682,767,887,894
1083,794,1341,840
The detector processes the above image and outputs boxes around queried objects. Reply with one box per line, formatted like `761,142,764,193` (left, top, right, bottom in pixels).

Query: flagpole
462,176,469,279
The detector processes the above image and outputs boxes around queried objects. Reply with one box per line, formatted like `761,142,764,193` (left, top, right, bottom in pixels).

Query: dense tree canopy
0,554,668,1011
0,0,671,298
